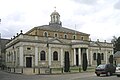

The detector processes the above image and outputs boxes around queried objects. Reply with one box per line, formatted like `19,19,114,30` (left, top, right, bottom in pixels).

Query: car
95,64,116,76
116,64,120,77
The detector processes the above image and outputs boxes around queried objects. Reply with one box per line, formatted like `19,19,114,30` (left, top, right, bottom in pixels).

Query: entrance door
26,57,32,68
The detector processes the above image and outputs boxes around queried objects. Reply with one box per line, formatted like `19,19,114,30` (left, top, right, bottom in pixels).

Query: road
0,70,120,80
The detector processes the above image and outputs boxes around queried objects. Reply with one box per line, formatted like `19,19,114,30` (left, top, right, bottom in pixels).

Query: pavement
0,70,95,80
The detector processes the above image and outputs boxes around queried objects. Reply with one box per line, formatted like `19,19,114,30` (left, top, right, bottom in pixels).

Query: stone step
23,68,36,75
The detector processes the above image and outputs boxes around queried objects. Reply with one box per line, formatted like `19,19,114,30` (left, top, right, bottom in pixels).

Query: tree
111,36,120,53
97,53,101,66
109,55,113,64
82,53,88,71
64,52,70,72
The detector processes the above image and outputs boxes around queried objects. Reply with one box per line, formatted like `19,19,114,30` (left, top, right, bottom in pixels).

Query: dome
51,10,60,16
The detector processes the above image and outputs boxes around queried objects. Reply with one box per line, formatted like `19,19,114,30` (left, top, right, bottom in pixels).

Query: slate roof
36,24,89,36
114,51,120,58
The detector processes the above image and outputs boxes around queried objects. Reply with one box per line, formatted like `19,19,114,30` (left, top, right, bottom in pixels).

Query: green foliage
97,53,101,66
82,53,88,71
109,55,113,64
112,36,120,53
64,52,70,72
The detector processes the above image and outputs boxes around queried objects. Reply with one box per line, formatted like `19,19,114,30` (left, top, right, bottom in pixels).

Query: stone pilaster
61,48,63,67
19,46,23,67
48,47,51,66
106,50,108,64
35,46,38,66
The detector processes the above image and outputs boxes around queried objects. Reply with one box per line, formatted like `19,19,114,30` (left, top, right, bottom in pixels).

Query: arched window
81,37,84,40
54,33,58,37
44,32,48,37
73,35,76,39
93,53,96,60
53,51,58,61
101,53,104,60
64,34,68,39
40,50,46,60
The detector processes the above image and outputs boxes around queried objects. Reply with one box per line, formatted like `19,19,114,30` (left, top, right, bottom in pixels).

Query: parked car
95,64,116,76
116,64,120,77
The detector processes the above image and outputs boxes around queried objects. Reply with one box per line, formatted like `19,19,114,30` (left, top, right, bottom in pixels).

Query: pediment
49,38,63,44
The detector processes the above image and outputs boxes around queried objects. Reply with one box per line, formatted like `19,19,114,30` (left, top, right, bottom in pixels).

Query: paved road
0,70,120,80
74,75,120,80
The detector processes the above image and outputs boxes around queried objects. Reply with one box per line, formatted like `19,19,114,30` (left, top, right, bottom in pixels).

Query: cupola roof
51,10,60,16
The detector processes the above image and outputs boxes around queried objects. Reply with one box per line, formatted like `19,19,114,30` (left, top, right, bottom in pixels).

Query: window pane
93,53,96,60
44,32,48,37
40,51,46,60
53,51,58,61
101,53,104,60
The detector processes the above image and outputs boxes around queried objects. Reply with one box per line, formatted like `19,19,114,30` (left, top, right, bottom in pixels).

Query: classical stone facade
5,10,113,74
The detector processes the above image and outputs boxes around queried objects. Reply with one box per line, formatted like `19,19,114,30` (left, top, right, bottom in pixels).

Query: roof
89,41,113,48
36,24,89,36
89,41,99,47
114,51,120,58
51,10,60,16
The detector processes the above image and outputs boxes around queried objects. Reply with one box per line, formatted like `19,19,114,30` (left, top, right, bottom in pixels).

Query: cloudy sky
0,0,120,42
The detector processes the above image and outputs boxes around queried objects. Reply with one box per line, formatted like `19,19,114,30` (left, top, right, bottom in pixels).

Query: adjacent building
0,38,10,67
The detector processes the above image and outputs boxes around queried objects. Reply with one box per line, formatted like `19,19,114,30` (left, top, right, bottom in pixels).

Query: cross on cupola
49,7,62,26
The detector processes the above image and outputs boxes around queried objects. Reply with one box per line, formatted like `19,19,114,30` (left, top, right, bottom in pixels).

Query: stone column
61,48,63,67
78,48,81,66
74,48,76,65
35,46,38,66
19,46,23,67
86,49,89,65
48,47,51,66
90,50,93,66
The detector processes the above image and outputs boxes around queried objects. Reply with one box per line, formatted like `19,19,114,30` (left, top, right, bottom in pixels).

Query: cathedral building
5,10,113,74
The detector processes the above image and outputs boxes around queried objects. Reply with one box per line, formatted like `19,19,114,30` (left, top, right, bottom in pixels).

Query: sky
0,0,120,42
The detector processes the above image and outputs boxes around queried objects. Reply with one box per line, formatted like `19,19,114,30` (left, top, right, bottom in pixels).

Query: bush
82,53,88,71
109,55,113,64
64,52,70,72
97,53,101,66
